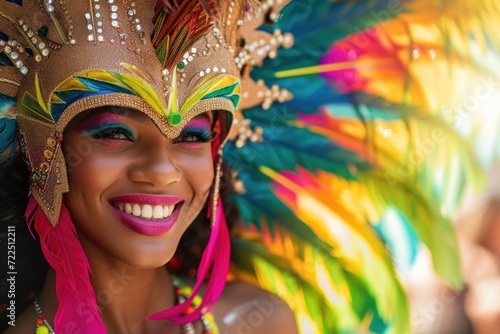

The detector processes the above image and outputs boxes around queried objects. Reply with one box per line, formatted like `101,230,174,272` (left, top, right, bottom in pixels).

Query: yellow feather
34,72,49,115
180,73,240,114
167,67,178,115
120,62,149,82
118,74,166,117
56,76,92,91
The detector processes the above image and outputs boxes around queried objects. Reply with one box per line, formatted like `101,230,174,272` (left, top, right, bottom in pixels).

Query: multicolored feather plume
152,0,214,68
225,0,500,333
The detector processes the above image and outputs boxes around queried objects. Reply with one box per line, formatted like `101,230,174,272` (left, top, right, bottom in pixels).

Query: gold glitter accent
211,149,223,227
44,149,54,159
17,114,68,225
57,93,235,139
40,162,50,173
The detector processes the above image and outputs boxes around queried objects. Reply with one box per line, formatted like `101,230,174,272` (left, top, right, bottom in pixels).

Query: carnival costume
1,0,500,333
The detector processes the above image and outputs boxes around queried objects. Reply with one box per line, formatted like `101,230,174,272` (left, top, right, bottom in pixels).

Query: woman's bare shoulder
212,281,298,334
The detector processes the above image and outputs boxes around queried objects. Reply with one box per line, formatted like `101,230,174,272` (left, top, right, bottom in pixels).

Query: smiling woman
3,0,500,333
63,108,215,268
0,0,298,333
2,103,295,333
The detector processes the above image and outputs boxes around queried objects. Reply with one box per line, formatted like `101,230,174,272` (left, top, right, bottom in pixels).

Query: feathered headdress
0,0,251,331
2,0,500,333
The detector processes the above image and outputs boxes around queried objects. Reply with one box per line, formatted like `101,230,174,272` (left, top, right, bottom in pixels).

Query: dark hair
0,157,30,223
0,157,49,331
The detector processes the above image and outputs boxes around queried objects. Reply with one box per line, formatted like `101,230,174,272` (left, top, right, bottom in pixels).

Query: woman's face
62,107,215,268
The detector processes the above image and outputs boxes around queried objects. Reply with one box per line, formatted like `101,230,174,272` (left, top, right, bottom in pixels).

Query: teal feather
0,95,17,167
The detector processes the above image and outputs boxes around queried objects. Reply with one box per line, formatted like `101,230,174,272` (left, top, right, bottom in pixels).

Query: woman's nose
127,142,182,187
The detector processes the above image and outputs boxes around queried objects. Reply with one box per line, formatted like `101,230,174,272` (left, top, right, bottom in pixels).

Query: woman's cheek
180,150,214,190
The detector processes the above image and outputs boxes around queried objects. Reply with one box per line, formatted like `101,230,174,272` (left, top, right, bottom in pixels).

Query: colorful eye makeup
79,111,135,143
84,124,134,140
75,109,214,147
174,116,214,146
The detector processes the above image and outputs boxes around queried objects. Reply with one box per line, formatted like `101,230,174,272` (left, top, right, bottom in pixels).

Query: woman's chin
111,244,177,270
123,256,173,270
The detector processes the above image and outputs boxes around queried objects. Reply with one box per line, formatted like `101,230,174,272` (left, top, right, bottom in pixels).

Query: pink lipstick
109,194,184,236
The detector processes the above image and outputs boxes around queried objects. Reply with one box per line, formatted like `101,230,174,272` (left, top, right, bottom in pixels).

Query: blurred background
404,165,500,334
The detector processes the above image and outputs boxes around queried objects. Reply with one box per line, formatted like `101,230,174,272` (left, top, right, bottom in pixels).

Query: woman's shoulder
212,280,298,334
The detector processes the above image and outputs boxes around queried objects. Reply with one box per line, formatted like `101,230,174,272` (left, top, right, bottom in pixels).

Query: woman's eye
174,128,213,144
96,129,130,140
85,126,134,141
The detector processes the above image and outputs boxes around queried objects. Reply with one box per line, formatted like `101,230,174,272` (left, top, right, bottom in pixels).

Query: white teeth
153,205,164,219
163,205,171,217
125,203,132,214
132,204,141,217
141,204,153,219
115,202,176,220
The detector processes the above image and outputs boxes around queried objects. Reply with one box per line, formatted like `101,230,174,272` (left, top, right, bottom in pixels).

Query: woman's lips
109,194,184,236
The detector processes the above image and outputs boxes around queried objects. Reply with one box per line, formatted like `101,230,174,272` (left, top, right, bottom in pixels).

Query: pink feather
148,196,230,323
25,196,106,333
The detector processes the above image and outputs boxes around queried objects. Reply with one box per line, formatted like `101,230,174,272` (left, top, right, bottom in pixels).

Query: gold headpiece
0,0,251,224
